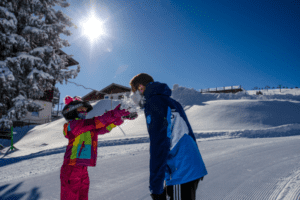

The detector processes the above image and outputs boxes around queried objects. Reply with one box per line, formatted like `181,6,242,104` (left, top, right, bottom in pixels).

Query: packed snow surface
0,87,300,199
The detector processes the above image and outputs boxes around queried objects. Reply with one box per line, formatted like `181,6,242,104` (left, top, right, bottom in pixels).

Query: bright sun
82,14,106,42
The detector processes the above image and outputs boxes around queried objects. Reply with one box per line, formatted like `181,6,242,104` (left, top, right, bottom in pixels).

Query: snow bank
194,123,300,139
186,99,300,131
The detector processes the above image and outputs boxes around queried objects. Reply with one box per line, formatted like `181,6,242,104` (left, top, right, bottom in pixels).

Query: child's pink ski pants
60,164,90,200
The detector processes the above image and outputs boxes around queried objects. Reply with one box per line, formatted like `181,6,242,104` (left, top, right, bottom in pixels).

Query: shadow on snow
0,182,41,200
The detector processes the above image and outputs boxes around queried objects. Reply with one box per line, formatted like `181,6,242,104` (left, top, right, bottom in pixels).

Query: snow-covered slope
0,86,300,200
0,99,147,157
1,88,300,157
187,99,300,131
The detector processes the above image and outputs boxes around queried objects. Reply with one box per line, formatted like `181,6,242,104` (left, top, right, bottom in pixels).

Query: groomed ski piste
0,87,300,200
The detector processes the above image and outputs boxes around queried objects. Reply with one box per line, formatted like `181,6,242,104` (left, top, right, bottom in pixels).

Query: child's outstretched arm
94,104,128,126
68,104,135,136
94,104,137,135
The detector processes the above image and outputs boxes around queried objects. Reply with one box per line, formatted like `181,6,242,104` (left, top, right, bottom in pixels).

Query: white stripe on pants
173,184,181,200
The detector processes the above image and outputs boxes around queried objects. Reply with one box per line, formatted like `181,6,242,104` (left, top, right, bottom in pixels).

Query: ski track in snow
197,137,300,200
272,169,300,200
1,137,300,200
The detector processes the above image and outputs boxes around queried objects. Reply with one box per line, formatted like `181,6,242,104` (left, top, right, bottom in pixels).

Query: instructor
129,73,207,200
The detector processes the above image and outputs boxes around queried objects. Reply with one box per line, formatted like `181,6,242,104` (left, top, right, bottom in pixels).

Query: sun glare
82,14,106,42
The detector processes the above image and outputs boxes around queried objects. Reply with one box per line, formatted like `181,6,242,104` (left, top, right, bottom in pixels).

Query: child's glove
122,112,138,120
112,104,131,118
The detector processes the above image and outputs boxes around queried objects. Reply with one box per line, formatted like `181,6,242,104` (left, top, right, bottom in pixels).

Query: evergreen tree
0,0,80,129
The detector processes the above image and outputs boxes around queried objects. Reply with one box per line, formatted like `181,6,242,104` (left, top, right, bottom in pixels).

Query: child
60,96,137,200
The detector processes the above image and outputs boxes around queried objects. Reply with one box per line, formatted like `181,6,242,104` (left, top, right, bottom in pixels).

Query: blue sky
54,0,300,110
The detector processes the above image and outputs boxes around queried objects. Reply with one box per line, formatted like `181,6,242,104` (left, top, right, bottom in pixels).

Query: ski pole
118,126,126,136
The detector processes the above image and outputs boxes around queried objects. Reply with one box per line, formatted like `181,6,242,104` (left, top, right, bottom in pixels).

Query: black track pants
166,178,201,200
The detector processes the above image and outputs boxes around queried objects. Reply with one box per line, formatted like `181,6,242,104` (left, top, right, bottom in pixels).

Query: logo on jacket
171,109,176,119
146,115,151,124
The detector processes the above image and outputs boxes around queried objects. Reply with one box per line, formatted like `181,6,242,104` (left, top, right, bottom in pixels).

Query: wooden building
82,83,131,102
200,85,243,94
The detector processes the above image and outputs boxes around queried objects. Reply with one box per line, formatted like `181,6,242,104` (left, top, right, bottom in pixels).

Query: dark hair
129,73,154,92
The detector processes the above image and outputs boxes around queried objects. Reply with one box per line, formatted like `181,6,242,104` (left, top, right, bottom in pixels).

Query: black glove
150,190,166,200
121,112,138,120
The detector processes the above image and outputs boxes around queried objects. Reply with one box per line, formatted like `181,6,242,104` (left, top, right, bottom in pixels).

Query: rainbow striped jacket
62,110,123,167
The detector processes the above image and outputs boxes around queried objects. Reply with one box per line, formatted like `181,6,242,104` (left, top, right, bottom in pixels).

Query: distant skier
129,73,207,200
60,96,137,200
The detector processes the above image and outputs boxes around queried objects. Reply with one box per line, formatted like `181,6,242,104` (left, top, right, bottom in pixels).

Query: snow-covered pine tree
0,0,80,129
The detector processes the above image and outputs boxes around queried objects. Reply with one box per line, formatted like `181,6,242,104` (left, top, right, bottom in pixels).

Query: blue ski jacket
143,82,208,195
